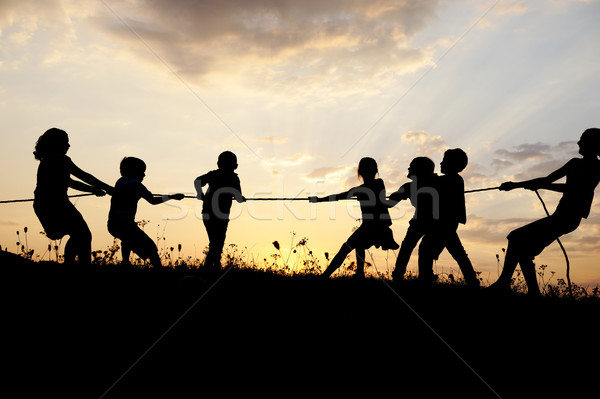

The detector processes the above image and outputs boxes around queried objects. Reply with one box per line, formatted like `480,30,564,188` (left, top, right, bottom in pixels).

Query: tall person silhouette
310,157,399,279
108,157,184,268
491,128,600,296
418,149,479,287
195,151,245,269
33,128,113,264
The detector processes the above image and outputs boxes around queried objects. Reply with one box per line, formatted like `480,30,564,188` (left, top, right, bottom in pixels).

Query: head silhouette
217,151,238,171
441,148,468,174
408,157,435,179
578,128,600,158
357,157,378,181
34,128,70,160
120,157,146,180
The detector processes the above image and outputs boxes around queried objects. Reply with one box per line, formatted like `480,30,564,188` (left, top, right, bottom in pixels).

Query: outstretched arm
500,161,571,192
68,179,106,196
387,185,409,206
309,189,353,203
142,191,184,205
69,161,114,195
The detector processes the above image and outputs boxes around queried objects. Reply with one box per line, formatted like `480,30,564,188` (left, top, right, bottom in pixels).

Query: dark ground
1,250,599,398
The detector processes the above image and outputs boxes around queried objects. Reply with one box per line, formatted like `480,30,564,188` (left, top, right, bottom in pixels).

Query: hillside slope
1,255,598,398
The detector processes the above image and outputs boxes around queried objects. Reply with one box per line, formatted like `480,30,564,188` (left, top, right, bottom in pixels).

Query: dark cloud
93,0,440,92
495,142,552,162
492,140,577,180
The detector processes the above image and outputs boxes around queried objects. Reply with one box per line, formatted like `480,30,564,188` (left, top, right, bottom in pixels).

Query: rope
0,193,95,204
2,186,507,204
534,190,572,297
464,186,500,194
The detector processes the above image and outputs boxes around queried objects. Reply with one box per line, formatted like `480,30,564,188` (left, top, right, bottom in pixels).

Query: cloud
259,136,288,144
492,140,576,181
401,130,448,156
495,142,552,162
91,0,440,95
495,1,528,15
263,153,314,167
304,165,354,183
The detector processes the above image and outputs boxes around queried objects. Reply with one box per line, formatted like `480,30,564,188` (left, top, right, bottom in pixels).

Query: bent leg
417,232,445,284
322,242,354,278
203,218,229,269
493,242,520,289
355,248,366,278
445,232,479,287
125,225,161,268
393,224,425,281
64,206,92,264
520,258,540,296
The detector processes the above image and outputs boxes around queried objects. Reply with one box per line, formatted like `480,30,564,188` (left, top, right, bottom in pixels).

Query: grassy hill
2,251,599,398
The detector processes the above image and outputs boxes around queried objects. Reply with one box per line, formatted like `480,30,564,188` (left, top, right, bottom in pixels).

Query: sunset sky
1,0,599,286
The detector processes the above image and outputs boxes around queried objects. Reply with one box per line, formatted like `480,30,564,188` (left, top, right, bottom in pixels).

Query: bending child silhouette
33,128,113,264
195,151,244,269
108,157,184,268
310,157,399,279
387,157,438,282
418,149,479,287
491,128,600,296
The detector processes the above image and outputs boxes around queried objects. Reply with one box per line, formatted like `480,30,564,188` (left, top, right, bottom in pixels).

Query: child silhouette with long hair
195,151,244,269
33,128,113,264
418,149,479,287
387,157,438,282
491,128,600,296
310,157,399,278
108,157,184,268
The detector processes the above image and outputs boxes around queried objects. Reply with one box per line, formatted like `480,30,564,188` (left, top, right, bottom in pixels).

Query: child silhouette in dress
310,157,399,279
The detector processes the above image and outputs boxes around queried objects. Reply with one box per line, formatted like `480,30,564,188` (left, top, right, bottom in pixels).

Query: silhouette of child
309,157,399,279
33,128,113,264
387,157,438,282
418,149,479,287
491,128,600,296
108,157,184,268
194,151,244,269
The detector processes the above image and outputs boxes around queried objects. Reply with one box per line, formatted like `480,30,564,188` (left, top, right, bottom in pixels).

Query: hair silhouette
490,128,600,296
310,157,398,279
120,157,146,178
34,128,69,161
